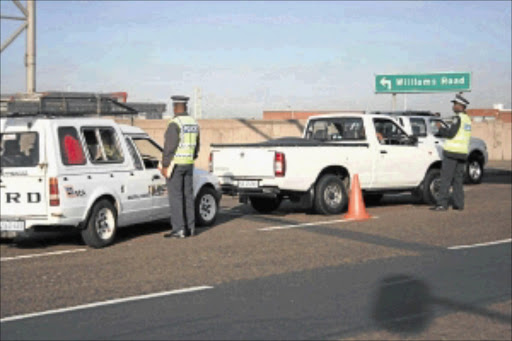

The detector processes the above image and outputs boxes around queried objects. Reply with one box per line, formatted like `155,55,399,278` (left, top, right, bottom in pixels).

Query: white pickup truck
377,111,488,184
210,113,442,215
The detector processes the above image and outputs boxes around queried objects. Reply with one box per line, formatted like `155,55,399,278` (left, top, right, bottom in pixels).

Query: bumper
221,184,280,198
0,215,81,238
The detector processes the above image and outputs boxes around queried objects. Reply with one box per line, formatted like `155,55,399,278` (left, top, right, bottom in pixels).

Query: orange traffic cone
344,174,372,221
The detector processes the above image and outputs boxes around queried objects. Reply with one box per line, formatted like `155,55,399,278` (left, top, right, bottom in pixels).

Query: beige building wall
116,119,511,170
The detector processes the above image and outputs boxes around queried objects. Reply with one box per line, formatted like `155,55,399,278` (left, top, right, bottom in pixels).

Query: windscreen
0,132,39,167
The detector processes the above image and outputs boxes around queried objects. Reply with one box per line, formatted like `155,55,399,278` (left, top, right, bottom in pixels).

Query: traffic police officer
161,95,200,238
431,93,472,211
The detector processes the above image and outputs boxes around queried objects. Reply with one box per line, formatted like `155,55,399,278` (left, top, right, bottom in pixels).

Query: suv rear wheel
81,199,117,248
466,158,484,184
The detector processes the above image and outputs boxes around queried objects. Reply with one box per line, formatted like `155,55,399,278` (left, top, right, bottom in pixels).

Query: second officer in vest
161,95,200,238
431,93,472,211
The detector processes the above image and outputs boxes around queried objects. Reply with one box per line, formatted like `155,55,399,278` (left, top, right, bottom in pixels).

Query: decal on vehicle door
64,186,86,198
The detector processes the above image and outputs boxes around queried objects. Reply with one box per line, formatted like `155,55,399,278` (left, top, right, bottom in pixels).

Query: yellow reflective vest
170,115,199,164
444,112,472,155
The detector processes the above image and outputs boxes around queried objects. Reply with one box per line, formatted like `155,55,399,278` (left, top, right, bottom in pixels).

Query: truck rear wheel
421,169,441,205
81,199,117,248
314,175,348,215
250,196,282,214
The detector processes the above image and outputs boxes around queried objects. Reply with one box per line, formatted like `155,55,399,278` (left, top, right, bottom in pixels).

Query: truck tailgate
213,148,276,178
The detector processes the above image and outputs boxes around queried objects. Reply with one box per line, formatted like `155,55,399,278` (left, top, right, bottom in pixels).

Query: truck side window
409,118,427,137
58,127,86,166
306,118,365,141
373,118,409,145
125,137,143,170
132,138,162,169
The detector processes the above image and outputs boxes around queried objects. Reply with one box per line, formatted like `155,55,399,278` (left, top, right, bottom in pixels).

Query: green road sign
375,72,471,93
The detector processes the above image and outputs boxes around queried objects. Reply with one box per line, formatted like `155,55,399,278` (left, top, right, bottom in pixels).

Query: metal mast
1,0,36,93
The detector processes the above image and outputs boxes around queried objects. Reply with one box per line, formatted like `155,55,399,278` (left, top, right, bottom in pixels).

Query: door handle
380,150,388,154
152,175,161,181
435,141,440,144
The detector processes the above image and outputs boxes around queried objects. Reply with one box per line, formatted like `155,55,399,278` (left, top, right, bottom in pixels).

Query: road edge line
0,286,214,323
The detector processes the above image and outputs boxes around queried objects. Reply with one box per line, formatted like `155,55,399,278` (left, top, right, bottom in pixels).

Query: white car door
373,118,428,187
130,137,170,220
121,137,155,225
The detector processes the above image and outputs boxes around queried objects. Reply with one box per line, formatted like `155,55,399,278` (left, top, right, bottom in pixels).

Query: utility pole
193,87,202,119
1,0,36,93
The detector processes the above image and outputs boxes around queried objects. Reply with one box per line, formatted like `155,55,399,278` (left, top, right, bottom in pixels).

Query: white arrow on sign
380,77,392,90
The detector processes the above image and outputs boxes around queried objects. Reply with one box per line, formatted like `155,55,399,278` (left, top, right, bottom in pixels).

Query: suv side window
82,127,124,163
132,137,162,169
409,118,427,137
125,137,143,170
430,119,448,136
58,127,86,166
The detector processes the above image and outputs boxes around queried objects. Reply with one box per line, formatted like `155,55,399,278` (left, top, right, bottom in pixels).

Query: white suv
374,111,488,184
0,116,221,247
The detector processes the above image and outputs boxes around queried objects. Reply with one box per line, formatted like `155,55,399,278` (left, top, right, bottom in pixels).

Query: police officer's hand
160,167,168,178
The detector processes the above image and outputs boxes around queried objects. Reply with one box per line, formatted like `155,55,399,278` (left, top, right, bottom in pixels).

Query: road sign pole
392,93,396,110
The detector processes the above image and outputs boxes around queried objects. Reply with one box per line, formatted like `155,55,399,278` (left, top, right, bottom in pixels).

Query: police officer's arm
162,122,180,168
437,116,461,139
193,130,200,160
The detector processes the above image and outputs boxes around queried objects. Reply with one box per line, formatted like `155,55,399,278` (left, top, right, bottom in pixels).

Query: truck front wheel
81,199,117,248
250,196,282,214
314,175,348,215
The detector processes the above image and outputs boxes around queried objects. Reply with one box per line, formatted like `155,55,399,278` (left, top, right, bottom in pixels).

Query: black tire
314,174,348,215
364,193,384,206
195,186,219,227
466,158,484,184
81,199,117,248
249,196,282,214
421,169,441,205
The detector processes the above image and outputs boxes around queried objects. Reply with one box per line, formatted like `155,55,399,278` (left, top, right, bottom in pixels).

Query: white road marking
447,238,512,250
259,216,378,231
0,249,87,262
0,286,214,323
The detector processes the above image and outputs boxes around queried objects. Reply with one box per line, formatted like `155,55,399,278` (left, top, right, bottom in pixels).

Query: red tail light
49,177,60,206
274,152,286,177
209,152,213,173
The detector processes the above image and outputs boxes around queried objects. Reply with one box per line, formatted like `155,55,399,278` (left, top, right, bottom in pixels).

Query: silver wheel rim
469,161,481,180
95,208,115,240
324,183,342,207
199,194,216,221
430,177,441,200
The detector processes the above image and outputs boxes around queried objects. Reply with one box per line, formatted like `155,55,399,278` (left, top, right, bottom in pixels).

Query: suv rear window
0,132,39,167
58,127,86,165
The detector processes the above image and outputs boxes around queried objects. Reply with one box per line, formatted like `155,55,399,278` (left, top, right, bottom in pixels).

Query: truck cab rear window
58,127,86,165
0,132,39,168
306,118,366,141
82,128,124,163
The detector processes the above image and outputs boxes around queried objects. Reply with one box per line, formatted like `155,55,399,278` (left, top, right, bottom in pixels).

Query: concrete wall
116,119,511,170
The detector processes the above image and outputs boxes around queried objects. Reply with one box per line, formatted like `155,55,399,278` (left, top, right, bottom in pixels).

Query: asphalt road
1,164,511,340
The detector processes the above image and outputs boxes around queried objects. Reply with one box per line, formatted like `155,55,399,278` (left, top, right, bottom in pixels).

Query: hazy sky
1,1,511,118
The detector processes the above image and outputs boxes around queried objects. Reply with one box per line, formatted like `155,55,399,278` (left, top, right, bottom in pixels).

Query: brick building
467,108,511,123
263,110,364,120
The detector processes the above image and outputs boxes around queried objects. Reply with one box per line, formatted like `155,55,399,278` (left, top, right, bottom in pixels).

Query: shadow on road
372,274,511,335
483,169,512,185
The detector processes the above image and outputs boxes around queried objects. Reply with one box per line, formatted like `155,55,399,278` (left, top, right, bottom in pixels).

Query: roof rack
0,91,139,117
371,110,436,117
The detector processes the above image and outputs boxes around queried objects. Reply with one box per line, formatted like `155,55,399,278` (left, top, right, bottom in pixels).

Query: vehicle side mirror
409,136,418,145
